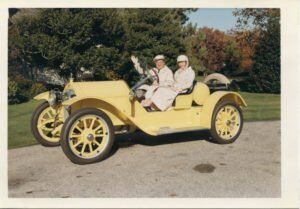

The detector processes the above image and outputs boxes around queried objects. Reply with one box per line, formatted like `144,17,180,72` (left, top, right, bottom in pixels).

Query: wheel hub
87,133,94,141
82,131,95,142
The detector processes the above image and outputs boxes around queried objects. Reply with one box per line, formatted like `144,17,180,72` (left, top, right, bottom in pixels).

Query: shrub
13,74,33,99
8,78,20,104
28,83,47,98
8,75,47,104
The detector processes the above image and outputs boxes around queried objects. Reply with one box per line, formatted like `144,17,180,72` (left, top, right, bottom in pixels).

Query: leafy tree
199,27,226,72
221,39,241,75
182,23,206,74
230,29,260,72
184,26,242,76
233,9,280,31
234,9,280,93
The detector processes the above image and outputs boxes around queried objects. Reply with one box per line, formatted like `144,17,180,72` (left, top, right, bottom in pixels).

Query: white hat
177,55,188,62
153,55,165,62
177,55,189,67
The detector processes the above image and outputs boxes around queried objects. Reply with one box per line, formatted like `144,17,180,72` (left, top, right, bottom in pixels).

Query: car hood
64,80,130,98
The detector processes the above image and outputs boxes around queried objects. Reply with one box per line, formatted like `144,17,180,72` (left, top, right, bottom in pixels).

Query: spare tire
204,73,230,85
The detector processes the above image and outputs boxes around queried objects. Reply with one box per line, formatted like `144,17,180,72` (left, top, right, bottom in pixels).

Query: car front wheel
60,108,115,164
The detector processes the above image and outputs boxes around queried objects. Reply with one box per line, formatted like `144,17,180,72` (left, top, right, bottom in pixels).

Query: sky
187,9,238,32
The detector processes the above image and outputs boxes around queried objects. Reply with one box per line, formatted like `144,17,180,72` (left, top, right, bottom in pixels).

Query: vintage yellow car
31,68,246,164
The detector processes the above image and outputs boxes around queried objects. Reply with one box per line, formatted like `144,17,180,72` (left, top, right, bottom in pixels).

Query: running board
152,126,208,135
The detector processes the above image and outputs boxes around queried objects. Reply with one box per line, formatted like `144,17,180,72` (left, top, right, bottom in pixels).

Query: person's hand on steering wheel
147,68,159,83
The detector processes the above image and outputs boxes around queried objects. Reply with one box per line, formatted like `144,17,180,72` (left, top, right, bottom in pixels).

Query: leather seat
178,80,197,95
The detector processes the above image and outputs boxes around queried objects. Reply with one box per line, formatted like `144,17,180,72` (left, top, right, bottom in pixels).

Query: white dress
151,67,195,111
139,66,174,99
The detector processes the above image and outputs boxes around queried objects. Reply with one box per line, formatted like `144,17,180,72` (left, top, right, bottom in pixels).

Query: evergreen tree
118,9,190,84
248,15,280,93
13,8,193,86
15,9,125,81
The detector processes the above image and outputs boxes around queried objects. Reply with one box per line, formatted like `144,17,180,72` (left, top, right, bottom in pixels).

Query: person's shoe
141,99,151,107
145,107,156,112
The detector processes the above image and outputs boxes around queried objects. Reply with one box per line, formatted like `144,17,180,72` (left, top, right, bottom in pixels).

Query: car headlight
62,89,76,101
48,89,62,107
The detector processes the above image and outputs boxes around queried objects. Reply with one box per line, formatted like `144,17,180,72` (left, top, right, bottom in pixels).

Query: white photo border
0,0,299,208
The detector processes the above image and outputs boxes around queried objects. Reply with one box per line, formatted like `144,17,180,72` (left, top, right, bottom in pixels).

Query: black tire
60,108,115,165
210,100,243,144
31,101,60,147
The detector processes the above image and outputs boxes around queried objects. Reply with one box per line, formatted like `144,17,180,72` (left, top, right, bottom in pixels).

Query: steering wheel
146,68,159,83
129,67,160,99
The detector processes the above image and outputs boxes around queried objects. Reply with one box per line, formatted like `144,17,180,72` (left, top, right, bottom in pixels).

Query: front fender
200,91,247,128
61,96,132,127
34,91,49,100
62,96,85,106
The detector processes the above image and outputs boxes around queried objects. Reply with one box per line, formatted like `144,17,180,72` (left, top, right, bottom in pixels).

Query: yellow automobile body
34,79,246,136
32,76,247,164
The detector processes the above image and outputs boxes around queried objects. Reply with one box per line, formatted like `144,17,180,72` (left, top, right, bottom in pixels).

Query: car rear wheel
210,100,243,144
31,101,61,147
60,108,114,165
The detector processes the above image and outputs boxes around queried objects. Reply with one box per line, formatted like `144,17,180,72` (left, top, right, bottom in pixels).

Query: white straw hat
153,55,165,62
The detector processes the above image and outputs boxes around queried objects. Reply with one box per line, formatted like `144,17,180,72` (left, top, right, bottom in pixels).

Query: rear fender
200,91,247,128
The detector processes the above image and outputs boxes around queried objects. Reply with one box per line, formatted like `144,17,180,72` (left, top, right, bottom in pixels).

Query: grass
8,100,42,149
8,92,280,149
240,92,280,121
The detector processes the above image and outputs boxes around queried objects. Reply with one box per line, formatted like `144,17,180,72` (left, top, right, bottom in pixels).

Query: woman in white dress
147,55,195,111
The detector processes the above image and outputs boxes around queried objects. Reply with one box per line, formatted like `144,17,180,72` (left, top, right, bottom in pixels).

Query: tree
233,9,280,31
182,23,206,74
249,16,280,93
234,9,280,93
119,9,192,84
230,29,260,72
184,27,226,74
184,26,243,76
222,39,241,76
11,8,193,86
199,27,226,72
14,9,125,81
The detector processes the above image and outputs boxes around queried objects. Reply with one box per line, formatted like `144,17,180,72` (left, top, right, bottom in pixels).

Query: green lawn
8,92,280,149
8,100,42,149
240,92,280,121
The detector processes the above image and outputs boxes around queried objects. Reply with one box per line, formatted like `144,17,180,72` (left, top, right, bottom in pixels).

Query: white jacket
142,65,174,99
173,66,195,93
151,67,195,111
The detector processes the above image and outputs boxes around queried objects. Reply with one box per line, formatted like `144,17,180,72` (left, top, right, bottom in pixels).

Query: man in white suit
131,54,174,109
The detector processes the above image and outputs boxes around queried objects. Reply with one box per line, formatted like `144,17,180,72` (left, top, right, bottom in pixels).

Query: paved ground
8,121,281,198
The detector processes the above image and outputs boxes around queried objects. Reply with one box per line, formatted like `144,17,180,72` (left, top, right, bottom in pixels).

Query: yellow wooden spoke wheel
31,102,62,147
210,101,243,144
68,115,109,159
37,106,59,142
215,105,241,140
60,108,115,164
